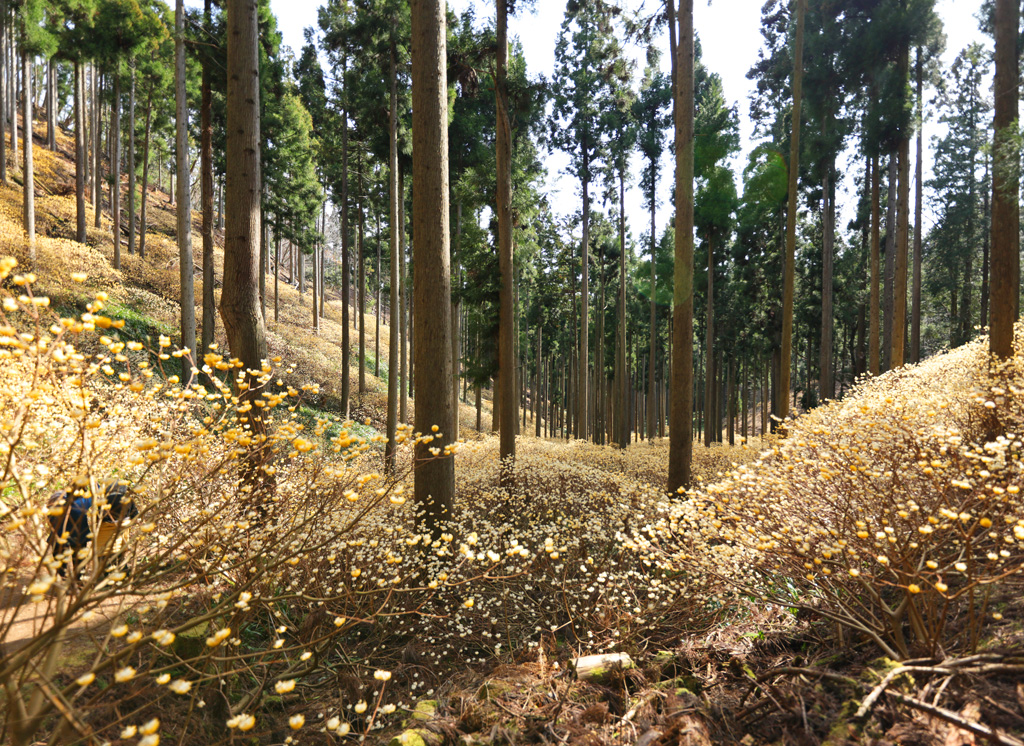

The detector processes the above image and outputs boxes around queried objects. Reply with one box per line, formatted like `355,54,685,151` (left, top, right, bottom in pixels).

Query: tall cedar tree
667,0,695,493
410,0,454,535
633,49,671,441
989,0,1019,357
497,0,516,477
779,0,805,422
221,0,271,492
550,1,618,441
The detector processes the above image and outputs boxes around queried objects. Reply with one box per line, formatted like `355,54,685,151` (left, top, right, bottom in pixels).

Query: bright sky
260,0,990,252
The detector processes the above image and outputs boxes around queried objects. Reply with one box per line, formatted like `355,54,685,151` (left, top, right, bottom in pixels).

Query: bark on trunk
910,49,923,363
869,152,880,374
128,64,137,256
497,0,516,476
221,0,271,501
667,0,695,493
451,201,461,440
375,213,380,376
139,90,151,258
112,69,121,268
94,69,101,228
618,168,628,449
703,233,714,448
892,88,911,369
11,25,17,164
399,168,407,423
778,0,805,422
340,54,350,418
820,167,834,400
0,1,6,187
981,153,991,330
22,48,33,259
201,0,216,356
385,41,400,474
987,0,1019,358
359,186,366,395
75,61,85,242
175,0,196,369
882,153,896,370
47,58,55,149
648,189,657,439
410,0,455,535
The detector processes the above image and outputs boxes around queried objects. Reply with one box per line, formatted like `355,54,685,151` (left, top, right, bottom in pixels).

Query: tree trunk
201,0,216,356
260,212,267,321
0,0,6,188
648,187,657,439
74,61,85,242
319,202,325,317
882,153,896,371
111,68,121,268
981,153,990,331
127,64,137,256
892,70,910,370
274,234,280,322
910,48,923,363
820,166,834,400
94,68,101,227
312,241,319,332
175,0,197,370
399,168,407,423
22,46,33,259
597,244,606,445
359,186,366,395
451,201,461,440
46,58,55,150
375,212,380,376
667,0,695,494
410,0,454,535
221,0,270,501
579,162,590,442
778,0,805,423
340,54,350,418
536,326,543,437
139,89,151,258
618,167,628,449
869,153,880,375
727,359,734,445
11,25,17,165
704,233,714,448
385,41,400,474
497,0,516,476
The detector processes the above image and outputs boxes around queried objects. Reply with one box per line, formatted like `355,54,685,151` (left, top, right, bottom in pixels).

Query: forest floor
2,122,1023,746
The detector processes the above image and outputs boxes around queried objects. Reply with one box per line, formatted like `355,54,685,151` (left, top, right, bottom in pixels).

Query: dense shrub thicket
643,336,1024,660
3,258,1023,745
0,261,711,745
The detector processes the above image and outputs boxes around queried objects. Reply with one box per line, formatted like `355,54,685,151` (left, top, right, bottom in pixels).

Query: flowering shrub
644,337,1024,660
0,258,715,744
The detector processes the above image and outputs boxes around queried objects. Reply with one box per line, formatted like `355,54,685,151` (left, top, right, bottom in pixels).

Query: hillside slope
0,120,490,437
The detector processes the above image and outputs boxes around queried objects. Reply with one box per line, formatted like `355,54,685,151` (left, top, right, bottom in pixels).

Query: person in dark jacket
48,482,138,577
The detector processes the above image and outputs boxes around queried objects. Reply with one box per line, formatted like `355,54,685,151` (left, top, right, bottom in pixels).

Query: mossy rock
477,681,513,701
412,699,437,721
652,649,684,679
654,674,702,694
169,620,210,660
388,729,441,746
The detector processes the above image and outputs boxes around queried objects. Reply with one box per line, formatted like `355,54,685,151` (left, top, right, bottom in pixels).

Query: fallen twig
885,690,1024,746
